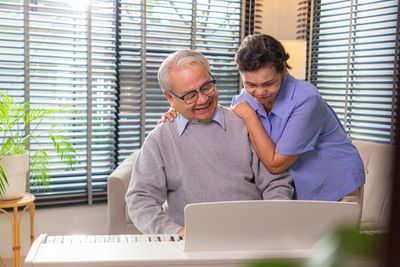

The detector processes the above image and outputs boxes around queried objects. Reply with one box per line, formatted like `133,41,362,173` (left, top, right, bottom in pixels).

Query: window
309,0,399,144
0,0,242,205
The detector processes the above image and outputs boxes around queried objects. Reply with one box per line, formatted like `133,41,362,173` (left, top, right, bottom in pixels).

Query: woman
161,34,365,202
231,34,364,202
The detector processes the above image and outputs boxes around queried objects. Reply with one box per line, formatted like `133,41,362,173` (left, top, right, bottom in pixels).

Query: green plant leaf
49,132,77,168
0,164,9,199
30,149,50,189
0,91,77,194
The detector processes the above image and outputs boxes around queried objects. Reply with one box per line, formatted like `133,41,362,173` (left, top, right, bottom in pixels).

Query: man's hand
177,227,185,237
157,108,178,124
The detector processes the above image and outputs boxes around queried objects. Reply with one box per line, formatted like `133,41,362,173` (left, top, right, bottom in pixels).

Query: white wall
0,203,108,264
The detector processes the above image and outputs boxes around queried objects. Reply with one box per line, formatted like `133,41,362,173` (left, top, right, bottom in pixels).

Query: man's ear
163,90,175,108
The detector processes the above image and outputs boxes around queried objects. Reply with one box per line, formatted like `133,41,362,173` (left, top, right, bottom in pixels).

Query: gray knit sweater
125,106,294,234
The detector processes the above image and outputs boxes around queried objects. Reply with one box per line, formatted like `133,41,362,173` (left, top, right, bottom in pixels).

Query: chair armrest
107,150,140,234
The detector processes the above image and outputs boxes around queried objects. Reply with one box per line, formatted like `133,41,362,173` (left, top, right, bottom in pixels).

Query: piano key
86,235,95,243
54,236,63,243
118,235,128,243
95,235,104,243
46,235,55,244
126,235,134,243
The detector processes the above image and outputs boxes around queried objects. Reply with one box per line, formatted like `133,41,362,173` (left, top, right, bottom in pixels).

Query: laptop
183,200,361,252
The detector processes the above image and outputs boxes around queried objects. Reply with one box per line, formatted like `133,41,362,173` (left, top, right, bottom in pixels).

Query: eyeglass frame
167,72,216,104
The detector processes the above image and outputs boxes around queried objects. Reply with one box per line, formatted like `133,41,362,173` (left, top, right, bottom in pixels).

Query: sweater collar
176,105,225,136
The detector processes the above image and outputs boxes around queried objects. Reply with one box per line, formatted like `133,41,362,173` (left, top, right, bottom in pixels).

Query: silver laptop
183,200,360,252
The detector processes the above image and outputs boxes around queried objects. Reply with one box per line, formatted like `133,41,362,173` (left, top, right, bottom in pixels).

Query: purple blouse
231,73,365,200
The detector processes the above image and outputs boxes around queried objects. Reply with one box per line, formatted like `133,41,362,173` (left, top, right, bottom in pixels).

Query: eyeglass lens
184,80,216,104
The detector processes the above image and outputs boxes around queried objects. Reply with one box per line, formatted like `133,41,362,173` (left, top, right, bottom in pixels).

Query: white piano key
118,235,128,243
54,236,63,243
45,235,55,244
63,235,72,243
104,235,111,243
133,235,144,242
95,235,104,243
86,235,95,243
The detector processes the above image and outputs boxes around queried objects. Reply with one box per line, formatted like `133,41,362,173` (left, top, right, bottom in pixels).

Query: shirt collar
175,105,226,136
241,72,296,118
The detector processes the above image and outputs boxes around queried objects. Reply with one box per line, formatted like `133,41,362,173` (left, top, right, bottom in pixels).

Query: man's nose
196,90,209,104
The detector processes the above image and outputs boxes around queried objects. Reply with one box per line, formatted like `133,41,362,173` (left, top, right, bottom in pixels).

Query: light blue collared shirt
175,105,225,136
231,72,365,201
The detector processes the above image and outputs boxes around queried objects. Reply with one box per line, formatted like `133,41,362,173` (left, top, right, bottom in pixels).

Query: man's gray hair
158,50,210,92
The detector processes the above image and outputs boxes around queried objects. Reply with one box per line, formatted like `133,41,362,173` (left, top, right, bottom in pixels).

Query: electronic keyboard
25,200,361,266
24,233,312,267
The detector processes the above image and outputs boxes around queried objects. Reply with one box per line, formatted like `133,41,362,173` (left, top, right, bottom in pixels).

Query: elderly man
125,50,294,236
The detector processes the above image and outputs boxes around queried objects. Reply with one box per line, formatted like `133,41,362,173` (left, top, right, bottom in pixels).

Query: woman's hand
232,101,257,121
157,108,178,124
232,101,299,173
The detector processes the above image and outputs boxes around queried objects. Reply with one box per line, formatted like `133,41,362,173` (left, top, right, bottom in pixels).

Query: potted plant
0,91,76,200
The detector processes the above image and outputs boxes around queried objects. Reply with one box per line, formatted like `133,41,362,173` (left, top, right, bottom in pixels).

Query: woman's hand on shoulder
157,108,178,124
231,101,257,121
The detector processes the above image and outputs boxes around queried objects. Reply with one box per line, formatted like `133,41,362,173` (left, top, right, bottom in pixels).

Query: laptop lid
183,200,360,252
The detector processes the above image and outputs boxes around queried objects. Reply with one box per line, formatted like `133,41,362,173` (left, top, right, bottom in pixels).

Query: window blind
0,1,24,101
309,0,399,143
1,0,117,205
117,0,242,160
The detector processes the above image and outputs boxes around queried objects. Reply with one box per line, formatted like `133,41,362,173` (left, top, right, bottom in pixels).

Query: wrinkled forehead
175,60,209,74
170,63,210,91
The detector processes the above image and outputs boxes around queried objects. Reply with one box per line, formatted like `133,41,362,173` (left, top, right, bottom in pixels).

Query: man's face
164,63,218,122
242,64,285,109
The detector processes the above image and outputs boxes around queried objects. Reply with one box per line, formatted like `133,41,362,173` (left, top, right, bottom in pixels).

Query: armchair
107,150,141,234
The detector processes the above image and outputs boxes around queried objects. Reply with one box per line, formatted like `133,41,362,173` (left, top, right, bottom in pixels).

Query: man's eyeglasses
168,72,216,105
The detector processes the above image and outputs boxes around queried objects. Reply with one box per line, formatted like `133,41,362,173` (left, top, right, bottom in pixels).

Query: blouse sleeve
230,89,247,108
275,94,326,156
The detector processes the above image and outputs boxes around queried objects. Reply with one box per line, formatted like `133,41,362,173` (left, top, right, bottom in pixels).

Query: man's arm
125,137,183,234
251,144,294,200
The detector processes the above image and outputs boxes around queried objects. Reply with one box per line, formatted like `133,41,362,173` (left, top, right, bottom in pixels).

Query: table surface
0,192,35,208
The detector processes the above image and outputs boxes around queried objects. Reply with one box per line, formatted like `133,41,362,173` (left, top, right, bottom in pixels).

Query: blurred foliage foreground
247,227,386,267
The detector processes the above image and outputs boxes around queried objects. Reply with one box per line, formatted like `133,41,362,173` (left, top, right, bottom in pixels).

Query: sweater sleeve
251,145,294,200
125,134,183,234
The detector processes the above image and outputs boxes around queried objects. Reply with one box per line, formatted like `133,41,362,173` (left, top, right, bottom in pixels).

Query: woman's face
241,64,285,110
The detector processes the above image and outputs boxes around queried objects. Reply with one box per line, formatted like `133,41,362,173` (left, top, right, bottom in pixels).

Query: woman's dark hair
235,34,291,73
